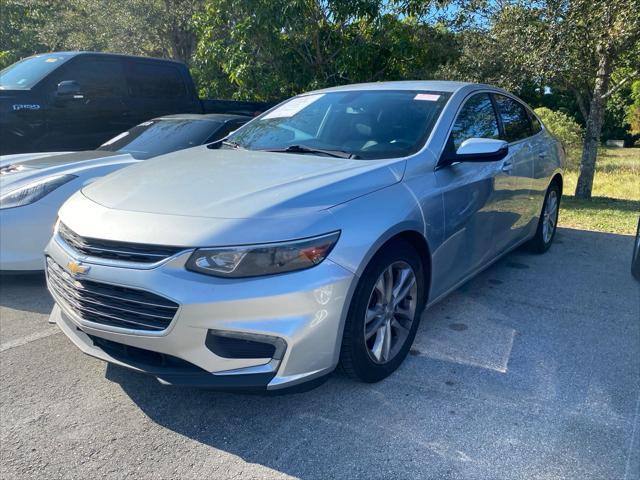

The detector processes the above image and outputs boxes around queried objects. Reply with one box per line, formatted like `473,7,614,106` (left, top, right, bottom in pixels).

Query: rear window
128,63,187,99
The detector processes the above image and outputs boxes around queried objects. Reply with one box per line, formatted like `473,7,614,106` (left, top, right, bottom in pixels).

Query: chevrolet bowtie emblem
67,260,89,275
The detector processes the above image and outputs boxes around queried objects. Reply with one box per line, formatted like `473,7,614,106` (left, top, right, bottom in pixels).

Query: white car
0,114,249,271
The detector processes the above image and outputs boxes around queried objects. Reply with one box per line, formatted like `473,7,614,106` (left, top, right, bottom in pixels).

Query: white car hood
81,146,405,219
0,151,73,168
0,151,137,191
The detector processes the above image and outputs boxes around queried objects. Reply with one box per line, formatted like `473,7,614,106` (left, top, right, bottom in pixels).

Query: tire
632,217,640,281
339,239,426,383
527,181,561,254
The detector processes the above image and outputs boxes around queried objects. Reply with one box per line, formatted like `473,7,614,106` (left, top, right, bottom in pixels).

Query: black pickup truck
0,52,271,154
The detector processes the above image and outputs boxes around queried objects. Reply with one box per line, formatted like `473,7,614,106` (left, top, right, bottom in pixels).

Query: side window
55,59,127,98
529,110,542,134
449,93,500,150
494,94,532,142
128,63,187,99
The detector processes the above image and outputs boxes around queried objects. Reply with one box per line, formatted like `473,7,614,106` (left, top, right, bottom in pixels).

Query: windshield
227,90,450,160
0,54,71,90
98,119,223,159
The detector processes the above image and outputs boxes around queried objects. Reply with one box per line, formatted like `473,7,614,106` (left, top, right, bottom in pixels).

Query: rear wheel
527,182,560,254
339,239,425,382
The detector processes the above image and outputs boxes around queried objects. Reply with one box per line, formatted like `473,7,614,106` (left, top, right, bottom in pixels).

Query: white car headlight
0,174,77,209
186,231,340,278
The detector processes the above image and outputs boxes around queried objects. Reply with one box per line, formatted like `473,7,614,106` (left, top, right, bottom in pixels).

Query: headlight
0,174,77,209
186,231,340,278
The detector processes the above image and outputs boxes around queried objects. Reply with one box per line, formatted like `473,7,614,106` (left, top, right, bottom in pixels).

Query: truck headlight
186,231,340,278
0,174,77,209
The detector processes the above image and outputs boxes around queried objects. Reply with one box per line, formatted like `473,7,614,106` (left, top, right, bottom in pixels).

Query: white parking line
623,391,640,480
0,328,60,353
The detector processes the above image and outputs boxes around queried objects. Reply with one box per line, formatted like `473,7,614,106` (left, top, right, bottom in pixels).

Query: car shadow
99,227,640,479
0,273,53,314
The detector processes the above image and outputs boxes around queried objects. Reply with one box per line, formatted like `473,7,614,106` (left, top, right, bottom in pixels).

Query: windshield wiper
207,139,245,150
222,140,243,149
260,145,358,159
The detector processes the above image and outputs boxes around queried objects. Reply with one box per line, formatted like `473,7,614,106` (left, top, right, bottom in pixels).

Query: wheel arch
365,228,433,304
550,172,563,195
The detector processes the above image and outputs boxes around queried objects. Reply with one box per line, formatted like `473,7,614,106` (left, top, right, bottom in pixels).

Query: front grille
46,257,178,331
58,222,184,263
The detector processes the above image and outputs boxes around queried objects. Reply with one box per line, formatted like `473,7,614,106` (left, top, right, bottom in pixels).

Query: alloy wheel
364,261,418,364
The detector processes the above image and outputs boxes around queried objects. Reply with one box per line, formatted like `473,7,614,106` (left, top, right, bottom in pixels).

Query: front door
43,57,130,150
433,92,504,293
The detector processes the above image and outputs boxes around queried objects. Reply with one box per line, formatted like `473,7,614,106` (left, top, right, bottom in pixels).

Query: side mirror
56,80,83,99
455,138,508,161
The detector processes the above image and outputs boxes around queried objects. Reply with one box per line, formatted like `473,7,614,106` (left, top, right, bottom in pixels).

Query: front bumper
45,234,357,390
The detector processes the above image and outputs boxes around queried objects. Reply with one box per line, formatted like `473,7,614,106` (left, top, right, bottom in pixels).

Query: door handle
501,160,513,173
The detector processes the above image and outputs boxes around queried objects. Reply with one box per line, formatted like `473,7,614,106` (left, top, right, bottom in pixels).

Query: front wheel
527,182,561,254
339,239,426,382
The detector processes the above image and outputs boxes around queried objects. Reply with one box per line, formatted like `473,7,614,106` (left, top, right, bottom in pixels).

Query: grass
559,147,640,235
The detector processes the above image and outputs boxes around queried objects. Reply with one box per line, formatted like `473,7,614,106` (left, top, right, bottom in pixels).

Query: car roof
307,80,478,95
153,114,252,122
33,51,188,66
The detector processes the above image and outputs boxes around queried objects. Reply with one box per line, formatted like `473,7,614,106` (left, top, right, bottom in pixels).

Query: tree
0,1,55,68
193,0,457,100
1,0,205,65
627,80,640,137
427,0,640,198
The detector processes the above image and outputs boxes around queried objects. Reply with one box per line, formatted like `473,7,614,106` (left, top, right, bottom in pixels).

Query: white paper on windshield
263,94,324,119
414,93,440,101
100,131,129,147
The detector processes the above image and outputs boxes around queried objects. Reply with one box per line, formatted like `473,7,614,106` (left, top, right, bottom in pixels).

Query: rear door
490,94,536,254
125,61,200,124
525,110,552,218
434,92,504,291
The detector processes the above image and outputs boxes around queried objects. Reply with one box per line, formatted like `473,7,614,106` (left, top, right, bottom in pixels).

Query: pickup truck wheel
339,239,425,383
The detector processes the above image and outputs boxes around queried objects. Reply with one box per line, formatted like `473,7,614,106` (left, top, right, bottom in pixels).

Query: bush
534,107,583,168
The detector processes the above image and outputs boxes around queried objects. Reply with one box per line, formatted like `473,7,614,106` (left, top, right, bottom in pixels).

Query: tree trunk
574,40,613,198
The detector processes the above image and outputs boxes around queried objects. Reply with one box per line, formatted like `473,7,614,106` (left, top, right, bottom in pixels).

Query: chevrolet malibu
45,81,563,392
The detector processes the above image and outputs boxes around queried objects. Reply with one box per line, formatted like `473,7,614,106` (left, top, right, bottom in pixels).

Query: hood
0,151,73,168
82,146,405,219
1,150,122,170
0,151,137,191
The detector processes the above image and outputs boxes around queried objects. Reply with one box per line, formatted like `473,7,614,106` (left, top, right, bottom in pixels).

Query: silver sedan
45,81,564,391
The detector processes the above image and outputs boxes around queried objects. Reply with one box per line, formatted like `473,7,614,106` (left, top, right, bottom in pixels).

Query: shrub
534,107,583,168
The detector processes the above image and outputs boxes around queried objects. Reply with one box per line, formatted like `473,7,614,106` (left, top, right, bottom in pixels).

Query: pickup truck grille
58,223,184,263
46,257,178,332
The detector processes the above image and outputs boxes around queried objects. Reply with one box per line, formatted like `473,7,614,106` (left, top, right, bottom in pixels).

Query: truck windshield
227,90,450,160
98,119,223,160
0,54,71,90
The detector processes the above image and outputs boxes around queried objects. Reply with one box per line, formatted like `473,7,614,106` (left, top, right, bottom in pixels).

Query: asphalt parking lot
1,227,638,480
